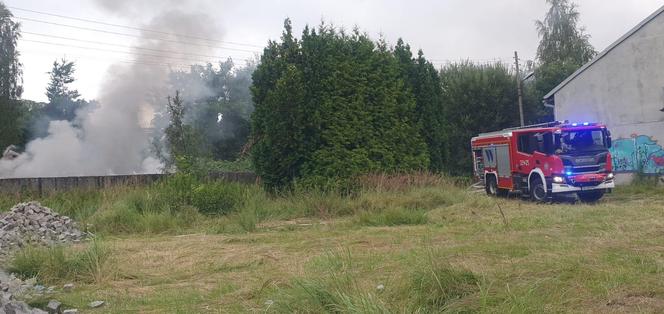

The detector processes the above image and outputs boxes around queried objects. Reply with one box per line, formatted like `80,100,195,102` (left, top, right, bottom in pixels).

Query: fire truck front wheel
577,190,605,203
530,177,548,202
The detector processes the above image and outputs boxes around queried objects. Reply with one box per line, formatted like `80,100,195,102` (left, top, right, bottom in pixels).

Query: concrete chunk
88,301,105,308
46,300,61,314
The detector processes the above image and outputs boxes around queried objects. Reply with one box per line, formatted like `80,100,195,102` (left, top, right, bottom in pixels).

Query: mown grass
2,174,664,313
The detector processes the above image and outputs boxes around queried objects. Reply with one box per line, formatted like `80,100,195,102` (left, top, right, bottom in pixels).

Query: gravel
0,271,52,314
0,202,88,261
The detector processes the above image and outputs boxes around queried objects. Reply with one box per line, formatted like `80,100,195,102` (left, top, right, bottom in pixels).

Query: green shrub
357,208,428,226
8,239,111,284
91,201,142,234
155,173,198,205
189,157,253,174
90,199,201,234
191,182,246,215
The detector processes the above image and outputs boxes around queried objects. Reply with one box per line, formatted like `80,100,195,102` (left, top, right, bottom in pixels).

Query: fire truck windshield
559,129,607,154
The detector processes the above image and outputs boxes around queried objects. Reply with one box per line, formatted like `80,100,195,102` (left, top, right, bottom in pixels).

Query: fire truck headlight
553,176,565,184
607,173,614,180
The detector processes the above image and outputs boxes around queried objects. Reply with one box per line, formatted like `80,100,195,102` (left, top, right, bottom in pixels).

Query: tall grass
270,250,390,313
404,248,479,312
268,246,479,313
0,173,478,236
8,238,112,284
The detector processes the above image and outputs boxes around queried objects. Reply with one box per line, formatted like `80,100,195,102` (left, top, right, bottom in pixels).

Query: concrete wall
0,172,258,196
553,10,664,175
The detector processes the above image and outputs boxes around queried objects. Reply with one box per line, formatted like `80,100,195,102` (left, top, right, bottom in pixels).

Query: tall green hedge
251,20,429,190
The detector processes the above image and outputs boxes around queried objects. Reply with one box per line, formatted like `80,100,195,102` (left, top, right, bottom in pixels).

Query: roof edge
543,4,664,101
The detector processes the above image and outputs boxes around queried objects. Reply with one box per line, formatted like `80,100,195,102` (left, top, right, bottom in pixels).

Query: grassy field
2,175,664,313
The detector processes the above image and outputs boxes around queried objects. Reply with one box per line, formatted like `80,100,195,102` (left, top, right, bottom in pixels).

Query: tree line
249,0,595,189
0,0,596,189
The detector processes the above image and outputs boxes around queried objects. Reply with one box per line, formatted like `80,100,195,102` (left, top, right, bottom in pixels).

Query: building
544,5,664,177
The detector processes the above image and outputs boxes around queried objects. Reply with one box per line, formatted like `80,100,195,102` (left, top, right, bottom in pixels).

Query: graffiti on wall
610,134,664,174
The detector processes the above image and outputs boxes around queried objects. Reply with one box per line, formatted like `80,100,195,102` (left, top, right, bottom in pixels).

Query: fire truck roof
472,121,605,141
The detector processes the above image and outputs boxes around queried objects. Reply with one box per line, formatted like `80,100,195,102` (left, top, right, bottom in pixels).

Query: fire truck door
495,145,511,178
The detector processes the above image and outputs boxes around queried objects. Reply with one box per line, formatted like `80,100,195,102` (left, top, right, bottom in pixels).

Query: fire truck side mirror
606,130,612,148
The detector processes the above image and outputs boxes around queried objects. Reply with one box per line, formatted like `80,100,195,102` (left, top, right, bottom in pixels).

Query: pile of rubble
0,271,48,314
0,202,100,313
1,271,90,314
0,202,87,260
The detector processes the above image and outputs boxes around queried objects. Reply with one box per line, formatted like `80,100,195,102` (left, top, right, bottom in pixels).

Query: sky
7,0,664,102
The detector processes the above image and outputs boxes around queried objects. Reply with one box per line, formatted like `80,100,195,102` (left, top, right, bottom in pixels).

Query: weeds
404,247,479,312
8,238,112,284
271,250,389,313
269,246,479,313
0,172,541,236
191,181,248,215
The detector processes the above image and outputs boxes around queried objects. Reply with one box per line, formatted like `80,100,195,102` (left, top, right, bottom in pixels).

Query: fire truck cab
471,121,615,202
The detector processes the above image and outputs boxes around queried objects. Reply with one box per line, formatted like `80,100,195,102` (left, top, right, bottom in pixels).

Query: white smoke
0,3,223,178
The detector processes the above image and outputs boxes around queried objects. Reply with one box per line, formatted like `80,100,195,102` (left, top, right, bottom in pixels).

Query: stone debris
88,301,105,308
62,310,78,314
0,202,88,260
0,271,56,314
45,300,61,314
0,273,41,300
0,288,48,314
0,201,90,314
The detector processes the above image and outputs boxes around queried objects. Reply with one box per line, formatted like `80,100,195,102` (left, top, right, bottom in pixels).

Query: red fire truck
471,121,615,202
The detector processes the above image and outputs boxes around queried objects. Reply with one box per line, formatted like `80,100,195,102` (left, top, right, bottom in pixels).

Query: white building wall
553,10,664,175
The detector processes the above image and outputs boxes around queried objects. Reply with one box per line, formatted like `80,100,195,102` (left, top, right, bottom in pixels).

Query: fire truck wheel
530,177,548,202
485,176,498,196
577,190,605,203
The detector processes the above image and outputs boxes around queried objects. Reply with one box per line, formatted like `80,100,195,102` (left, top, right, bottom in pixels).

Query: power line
10,8,516,69
22,31,254,61
14,16,262,53
20,39,250,64
20,50,195,69
9,6,264,48
11,8,521,72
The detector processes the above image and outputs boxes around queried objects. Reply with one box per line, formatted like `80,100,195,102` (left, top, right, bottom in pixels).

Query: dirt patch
606,292,664,313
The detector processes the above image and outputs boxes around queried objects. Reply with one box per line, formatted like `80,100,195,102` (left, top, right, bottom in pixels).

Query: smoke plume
0,3,223,178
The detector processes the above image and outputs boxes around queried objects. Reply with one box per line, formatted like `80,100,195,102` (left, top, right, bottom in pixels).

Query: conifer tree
394,39,445,172
251,20,429,190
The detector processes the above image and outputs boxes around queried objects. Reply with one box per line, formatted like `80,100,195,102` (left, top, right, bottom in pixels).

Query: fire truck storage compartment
495,145,511,177
481,145,511,178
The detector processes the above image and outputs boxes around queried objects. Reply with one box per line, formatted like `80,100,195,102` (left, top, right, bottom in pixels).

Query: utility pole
514,51,525,126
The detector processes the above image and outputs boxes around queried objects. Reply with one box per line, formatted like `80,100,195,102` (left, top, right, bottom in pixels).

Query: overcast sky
7,0,664,102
